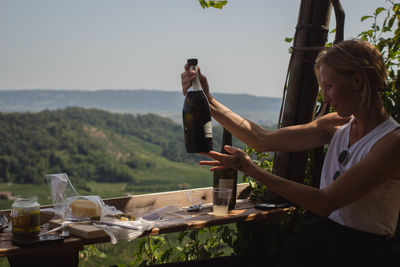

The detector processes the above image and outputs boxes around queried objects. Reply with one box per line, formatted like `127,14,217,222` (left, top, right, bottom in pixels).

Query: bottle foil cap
187,58,198,66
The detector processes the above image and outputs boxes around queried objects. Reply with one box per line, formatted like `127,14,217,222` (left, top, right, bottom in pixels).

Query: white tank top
320,116,400,236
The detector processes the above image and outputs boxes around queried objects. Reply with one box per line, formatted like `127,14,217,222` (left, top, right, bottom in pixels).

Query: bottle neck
188,66,202,92
221,128,232,154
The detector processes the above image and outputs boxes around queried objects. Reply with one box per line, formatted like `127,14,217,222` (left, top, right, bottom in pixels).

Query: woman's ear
353,72,363,92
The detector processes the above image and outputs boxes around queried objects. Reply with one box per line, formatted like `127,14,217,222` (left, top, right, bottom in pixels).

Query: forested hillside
0,107,241,186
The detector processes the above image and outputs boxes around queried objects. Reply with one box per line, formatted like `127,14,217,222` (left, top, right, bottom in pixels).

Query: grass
0,183,51,210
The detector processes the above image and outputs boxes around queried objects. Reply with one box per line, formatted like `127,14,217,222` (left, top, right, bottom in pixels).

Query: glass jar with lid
11,195,40,239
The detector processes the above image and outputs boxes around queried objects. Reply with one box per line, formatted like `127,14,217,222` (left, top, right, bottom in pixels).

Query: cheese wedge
70,198,101,218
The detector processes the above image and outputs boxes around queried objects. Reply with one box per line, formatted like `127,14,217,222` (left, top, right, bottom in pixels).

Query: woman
181,39,400,265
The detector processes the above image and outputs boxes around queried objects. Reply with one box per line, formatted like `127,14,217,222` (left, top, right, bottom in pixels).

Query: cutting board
49,219,108,239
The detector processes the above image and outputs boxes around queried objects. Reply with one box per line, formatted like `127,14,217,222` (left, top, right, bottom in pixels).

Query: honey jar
11,195,40,239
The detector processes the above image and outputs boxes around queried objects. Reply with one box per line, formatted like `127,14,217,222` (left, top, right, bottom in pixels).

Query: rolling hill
0,107,244,193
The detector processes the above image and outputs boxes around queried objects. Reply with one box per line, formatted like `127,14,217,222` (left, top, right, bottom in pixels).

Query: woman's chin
335,109,352,118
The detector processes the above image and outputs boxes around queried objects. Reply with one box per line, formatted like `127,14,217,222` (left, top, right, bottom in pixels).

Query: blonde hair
314,39,387,107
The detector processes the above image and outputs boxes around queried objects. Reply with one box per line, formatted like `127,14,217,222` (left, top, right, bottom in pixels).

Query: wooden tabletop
0,200,294,257
149,199,295,235
0,185,295,258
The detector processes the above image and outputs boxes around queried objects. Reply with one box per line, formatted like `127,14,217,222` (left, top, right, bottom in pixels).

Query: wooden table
0,185,295,267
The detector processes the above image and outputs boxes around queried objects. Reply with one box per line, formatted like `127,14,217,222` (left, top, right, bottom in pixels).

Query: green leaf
284,37,294,43
160,249,172,262
375,7,386,16
199,0,227,9
199,0,209,9
361,15,373,22
210,1,227,9
178,231,188,243
388,17,395,30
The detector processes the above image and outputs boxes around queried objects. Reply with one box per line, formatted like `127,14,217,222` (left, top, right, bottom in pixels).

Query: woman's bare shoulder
370,128,400,177
316,112,351,136
374,127,400,153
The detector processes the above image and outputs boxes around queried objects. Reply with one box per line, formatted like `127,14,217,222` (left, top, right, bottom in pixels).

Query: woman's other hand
200,145,255,174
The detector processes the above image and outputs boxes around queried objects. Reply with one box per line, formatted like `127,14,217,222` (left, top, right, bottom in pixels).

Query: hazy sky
0,0,388,97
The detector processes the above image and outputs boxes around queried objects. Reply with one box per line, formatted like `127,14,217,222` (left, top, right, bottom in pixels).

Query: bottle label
218,179,234,199
203,121,212,138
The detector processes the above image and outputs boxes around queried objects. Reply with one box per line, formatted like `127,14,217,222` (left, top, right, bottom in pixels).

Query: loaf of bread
70,198,101,218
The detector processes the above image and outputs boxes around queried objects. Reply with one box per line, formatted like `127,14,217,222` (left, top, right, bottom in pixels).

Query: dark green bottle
182,58,213,153
213,128,237,210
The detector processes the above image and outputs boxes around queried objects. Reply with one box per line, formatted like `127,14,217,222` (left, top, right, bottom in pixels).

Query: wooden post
273,0,332,183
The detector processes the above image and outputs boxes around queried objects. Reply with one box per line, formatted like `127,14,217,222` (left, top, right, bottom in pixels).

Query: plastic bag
94,217,154,244
45,173,122,220
141,205,190,222
45,173,79,219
